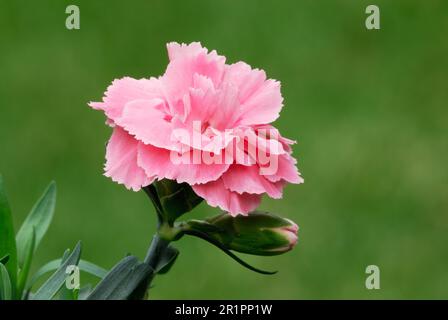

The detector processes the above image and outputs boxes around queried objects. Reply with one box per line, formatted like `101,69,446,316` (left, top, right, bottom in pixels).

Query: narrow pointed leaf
87,256,138,300
16,228,36,299
0,255,9,265
58,249,77,300
0,176,17,297
155,245,179,275
32,242,81,300
87,256,152,300
0,263,12,300
28,259,107,290
107,263,152,300
77,284,92,300
76,260,108,279
16,181,56,267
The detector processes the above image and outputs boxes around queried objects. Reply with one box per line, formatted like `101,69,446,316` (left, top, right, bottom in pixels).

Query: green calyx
181,212,298,256
142,180,298,276
145,179,203,226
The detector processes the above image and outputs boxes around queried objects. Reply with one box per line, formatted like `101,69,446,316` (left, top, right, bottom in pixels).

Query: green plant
0,175,299,300
0,176,106,300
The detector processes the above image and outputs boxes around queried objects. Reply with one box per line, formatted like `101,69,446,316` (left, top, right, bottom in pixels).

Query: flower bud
183,212,299,256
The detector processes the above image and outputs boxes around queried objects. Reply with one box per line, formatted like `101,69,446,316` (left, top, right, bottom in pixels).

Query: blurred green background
1,0,447,299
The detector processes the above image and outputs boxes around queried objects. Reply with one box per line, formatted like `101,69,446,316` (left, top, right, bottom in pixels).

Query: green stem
144,234,170,266
131,187,173,300
133,185,191,299
130,234,170,300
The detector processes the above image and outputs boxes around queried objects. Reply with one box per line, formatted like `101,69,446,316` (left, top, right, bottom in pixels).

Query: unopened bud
183,212,299,256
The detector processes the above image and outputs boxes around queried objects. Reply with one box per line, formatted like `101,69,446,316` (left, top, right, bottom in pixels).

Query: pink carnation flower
89,42,303,215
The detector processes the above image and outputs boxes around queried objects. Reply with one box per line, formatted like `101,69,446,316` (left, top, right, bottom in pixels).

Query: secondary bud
183,212,299,256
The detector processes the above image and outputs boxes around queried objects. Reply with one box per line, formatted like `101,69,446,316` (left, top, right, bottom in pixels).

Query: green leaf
77,284,92,300
0,175,17,297
76,260,108,279
32,241,81,300
16,228,36,299
16,181,56,268
58,250,77,300
28,259,107,290
0,263,12,300
155,245,179,275
87,256,152,300
0,255,9,265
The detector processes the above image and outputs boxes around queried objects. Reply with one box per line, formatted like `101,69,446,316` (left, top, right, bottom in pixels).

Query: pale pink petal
184,74,218,123
238,79,283,126
222,62,283,126
208,82,240,130
171,121,237,154
222,136,257,166
167,42,206,62
137,143,230,185
263,153,304,184
104,127,154,191
192,179,261,216
162,42,226,104
115,99,180,151
254,124,296,153
222,165,284,198
222,62,266,104
240,128,286,157
88,77,163,122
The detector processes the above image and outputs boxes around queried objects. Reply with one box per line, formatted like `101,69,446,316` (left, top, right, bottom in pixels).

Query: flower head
89,42,303,215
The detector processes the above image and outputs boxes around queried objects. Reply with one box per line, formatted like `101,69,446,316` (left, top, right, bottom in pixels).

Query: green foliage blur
1,0,447,299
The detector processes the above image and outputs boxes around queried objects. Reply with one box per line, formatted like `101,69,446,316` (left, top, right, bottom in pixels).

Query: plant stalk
130,234,170,300
131,186,172,300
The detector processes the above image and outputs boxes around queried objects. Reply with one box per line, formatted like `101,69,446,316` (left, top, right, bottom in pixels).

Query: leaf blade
0,255,9,265
0,263,12,300
155,245,179,275
86,256,138,300
32,241,82,300
16,181,56,267
16,228,36,299
0,175,18,297
28,258,107,290
87,256,152,300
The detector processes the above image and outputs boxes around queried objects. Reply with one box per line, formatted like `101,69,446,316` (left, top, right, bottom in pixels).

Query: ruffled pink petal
222,165,284,198
222,62,266,104
171,122,237,155
137,143,230,185
208,82,241,130
254,124,296,153
162,42,226,105
115,99,180,151
184,75,218,124
238,79,283,126
192,179,261,216
239,128,286,157
222,62,283,126
263,153,304,184
104,127,154,191
167,42,206,62
88,77,163,123
222,134,257,166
